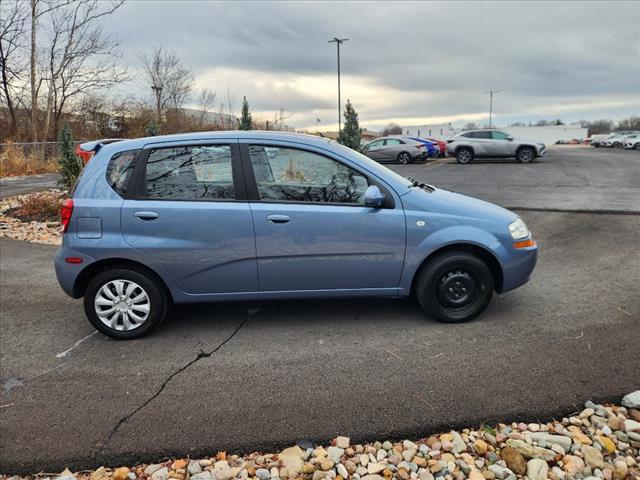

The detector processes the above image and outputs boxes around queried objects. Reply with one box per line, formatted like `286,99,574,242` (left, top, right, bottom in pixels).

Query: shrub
12,190,64,223
57,122,83,190
0,142,58,177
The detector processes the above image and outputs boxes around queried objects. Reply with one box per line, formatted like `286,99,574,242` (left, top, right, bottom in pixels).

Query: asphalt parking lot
388,146,640,212
1,146,639,474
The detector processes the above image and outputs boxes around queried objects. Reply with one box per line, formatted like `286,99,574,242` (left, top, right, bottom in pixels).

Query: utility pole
484,90,500,128
329,37,348,133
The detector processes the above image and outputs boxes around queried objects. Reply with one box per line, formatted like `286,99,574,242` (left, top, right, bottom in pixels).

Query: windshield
329,141,413,189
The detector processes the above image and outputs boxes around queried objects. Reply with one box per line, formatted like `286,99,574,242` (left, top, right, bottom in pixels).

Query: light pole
484,90,500,128
329,37,348,133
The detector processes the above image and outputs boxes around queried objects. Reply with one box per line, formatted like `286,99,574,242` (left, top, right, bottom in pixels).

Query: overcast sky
102,1,640,131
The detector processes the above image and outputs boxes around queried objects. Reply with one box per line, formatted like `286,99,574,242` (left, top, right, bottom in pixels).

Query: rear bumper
54,245,93,298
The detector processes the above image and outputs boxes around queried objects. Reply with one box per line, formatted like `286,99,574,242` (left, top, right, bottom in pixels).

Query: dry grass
11,190,64,222
0,142,59,177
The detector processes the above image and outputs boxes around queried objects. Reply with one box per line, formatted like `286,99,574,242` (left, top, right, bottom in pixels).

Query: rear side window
106,150,138,197
144,145,234,200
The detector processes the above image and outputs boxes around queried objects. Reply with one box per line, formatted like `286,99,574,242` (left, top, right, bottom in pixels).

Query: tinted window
385,139,402,145
472,131,492,139
249,146,369,204
106,150,138,197
461,132,473,138
492,131,510,140
145,145,234,200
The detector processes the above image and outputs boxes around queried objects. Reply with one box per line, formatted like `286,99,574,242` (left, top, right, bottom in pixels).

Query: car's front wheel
517,147,535,163
415,251,494,323
84,268,168,339
456,147,474,164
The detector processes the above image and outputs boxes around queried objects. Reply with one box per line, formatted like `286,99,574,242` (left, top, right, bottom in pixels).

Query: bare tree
196,87,216,126
39,0,127,139
141,46,194,123
272,107,292,131
0,0,28,138
382,122,402,136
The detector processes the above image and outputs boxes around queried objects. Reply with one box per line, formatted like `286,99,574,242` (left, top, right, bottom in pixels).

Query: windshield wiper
407,177,435,192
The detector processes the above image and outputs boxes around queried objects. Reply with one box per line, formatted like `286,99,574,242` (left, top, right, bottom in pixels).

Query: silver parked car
365,136,428,164
446,129,546,164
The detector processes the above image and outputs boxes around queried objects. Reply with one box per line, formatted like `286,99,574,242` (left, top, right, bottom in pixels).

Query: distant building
502,125,588,144
181,108,238,128
317,129,380,142
402,123,455,139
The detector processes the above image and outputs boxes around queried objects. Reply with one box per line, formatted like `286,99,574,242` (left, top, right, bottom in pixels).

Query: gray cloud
103,1,640,128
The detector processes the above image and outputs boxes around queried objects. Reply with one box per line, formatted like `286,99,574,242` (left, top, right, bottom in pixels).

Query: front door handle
266,214,290,224
134,211,159,221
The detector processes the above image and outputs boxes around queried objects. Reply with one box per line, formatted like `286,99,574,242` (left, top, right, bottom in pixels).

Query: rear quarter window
106,150,139,197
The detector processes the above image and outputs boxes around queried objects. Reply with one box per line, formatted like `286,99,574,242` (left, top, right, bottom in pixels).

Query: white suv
446,129,546,164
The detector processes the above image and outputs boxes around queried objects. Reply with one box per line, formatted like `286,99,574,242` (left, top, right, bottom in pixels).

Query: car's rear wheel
517,147,535,163
635,143,640,150
84,268,168,339
456,148,473,164
415,251,494,323
398,152,411,164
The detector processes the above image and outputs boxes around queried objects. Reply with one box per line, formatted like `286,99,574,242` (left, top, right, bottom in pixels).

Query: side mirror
507,136,514,141
364,185,384,207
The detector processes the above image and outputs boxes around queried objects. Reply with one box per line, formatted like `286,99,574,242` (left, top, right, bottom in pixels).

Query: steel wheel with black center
416,251,494,323
84,268,168,339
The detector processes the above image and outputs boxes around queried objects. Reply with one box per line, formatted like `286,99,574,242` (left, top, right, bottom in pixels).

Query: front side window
248,146,369,204
145,145,234,200
368,140,383,148
492,131,510,140
385,139,402,145
106,150,138,197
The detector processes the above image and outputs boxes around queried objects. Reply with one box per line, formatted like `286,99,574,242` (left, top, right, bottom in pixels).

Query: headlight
509,218,529,239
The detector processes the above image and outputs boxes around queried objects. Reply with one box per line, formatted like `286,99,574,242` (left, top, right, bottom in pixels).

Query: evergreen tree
145,121,159,136
57,122,83,191
337,100,362,151
239,96,252,130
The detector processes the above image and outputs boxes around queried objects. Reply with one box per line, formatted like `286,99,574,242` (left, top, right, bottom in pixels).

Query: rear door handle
134,211,159,221
266,214,290,224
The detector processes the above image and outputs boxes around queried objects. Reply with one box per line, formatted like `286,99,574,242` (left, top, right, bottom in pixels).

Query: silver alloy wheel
398,152,410,164
519,148,534,163
94,279,151,331
457,149,471,163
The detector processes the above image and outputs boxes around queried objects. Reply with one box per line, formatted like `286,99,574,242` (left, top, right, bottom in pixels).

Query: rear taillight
416,144,425,149
75,145,94,164
60,198,74,233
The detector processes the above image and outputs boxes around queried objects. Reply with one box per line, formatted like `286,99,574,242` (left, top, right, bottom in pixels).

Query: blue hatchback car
55,131,537,339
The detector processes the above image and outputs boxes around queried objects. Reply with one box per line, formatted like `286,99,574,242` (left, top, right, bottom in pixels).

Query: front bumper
537,146,547,157
499,242,538,293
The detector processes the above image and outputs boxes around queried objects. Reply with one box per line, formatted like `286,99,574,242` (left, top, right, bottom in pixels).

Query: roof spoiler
76,138,124,163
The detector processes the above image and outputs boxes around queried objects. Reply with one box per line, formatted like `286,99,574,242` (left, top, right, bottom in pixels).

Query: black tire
517,146,535,163
415,251,494,323
84,268,168,340
456,147,473,164
635,143,640,150
398,151,411,164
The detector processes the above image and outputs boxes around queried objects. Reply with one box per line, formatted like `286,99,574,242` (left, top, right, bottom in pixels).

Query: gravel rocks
0,190,63,245
3,395,640,480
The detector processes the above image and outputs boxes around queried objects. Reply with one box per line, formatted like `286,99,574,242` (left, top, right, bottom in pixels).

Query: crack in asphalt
97,310,255,456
